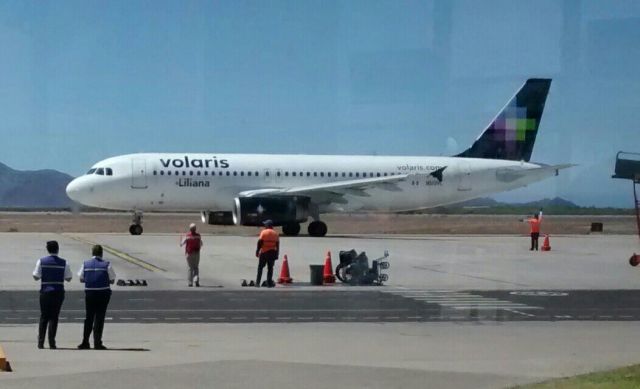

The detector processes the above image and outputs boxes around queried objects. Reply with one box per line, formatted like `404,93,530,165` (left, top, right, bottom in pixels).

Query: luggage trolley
612,151,640,265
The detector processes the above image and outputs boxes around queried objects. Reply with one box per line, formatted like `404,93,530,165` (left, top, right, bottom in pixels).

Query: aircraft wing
238,174,412,204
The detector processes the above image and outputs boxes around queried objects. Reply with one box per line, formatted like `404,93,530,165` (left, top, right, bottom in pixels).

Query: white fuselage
66,153,557,214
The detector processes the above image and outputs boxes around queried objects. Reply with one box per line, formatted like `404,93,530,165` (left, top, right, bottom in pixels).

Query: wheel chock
248,280,255,287
116,279,126,287
141,280,148,286
241,279,248,287
127,280,135,286
135,279,142,286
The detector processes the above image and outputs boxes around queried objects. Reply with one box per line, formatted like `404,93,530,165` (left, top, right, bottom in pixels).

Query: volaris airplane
66,78,570,236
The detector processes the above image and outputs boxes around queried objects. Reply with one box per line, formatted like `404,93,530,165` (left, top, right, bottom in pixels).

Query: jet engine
233,196,310,226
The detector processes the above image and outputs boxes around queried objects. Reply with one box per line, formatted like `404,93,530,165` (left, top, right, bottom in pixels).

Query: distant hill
459,197,579,209
0,162,75,208
431,197,631,215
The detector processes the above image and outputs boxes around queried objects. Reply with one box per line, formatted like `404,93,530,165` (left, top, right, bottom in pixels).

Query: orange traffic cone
541,234,551,251
323,251,335,284
277,255,293,284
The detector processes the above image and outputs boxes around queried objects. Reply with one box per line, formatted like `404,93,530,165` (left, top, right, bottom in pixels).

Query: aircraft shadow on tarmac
53,347,150,352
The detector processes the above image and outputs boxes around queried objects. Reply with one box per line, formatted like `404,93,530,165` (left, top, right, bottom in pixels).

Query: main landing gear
307,220,328,237
281,221,327,237
282,222,301,236
129,211,143,236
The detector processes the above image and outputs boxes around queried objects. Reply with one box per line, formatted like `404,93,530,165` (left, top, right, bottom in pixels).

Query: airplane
66,78,571,237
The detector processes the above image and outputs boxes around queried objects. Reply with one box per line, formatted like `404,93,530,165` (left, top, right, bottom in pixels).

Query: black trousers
83,290,112,345
256,251,278,285
530,232,540,250
39,290,65,346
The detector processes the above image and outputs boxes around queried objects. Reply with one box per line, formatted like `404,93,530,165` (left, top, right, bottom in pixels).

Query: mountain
0,162,75,208
456,197,579,208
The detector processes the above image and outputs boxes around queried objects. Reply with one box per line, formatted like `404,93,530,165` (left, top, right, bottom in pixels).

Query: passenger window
189,171,194,176
320,172,324,177
197,171,201,176
96,168,104,175
168,171,172,176
255,171,259,176
313,172,317,177
327,172,331,177
175,171,179,176
248,171,252,176
292,172,296,177
160,171,164,175
266,172,270,176
276,172,281,176
355,173,359,177
226,171,230,176
307,172,311,177
182,171,186,176
285,172,289,176
233,171,237,176
153,170,157,176
241,171,244,176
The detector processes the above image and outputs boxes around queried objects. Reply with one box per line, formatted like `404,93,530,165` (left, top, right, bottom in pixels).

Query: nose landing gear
129,211,144,235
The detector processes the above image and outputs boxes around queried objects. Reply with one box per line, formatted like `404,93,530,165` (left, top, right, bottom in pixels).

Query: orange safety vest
528,218,541,234
258,228,279,254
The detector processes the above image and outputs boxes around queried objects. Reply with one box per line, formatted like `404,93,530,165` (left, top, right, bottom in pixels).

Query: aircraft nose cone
66,178,83,203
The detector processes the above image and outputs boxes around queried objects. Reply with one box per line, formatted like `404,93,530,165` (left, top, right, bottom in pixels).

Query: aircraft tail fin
456,78,551,162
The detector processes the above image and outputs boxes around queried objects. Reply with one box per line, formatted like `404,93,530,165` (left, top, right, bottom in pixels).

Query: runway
3,289,640,323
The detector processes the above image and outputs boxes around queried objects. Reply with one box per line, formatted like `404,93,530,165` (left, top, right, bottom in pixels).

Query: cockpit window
86,168,97,175
96,168,105,175
106,168,113,176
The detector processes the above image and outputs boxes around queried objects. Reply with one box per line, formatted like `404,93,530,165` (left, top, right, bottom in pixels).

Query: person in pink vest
181,223,203,287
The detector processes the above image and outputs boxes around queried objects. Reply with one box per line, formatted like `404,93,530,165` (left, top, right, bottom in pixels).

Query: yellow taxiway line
67,235,166,272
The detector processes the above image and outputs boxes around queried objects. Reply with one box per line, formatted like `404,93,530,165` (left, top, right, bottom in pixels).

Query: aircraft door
131,159,148,189
457,162,472,191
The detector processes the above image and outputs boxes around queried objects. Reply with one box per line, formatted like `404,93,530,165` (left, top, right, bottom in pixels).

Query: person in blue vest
77,245,115,350
32,240,72,349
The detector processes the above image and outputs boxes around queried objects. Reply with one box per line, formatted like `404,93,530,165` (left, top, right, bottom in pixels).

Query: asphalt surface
2,288,640,323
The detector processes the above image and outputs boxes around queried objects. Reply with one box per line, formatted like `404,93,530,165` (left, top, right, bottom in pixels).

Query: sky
0,0,639,207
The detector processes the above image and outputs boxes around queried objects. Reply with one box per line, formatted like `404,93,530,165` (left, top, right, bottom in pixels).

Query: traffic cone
323,251,335,284
541,234,551,251
277,255,293,284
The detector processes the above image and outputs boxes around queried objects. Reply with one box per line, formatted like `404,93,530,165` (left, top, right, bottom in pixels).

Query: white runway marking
385,289,541,311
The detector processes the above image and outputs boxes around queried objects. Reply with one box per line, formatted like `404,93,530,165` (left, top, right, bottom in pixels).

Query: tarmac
1,232,640,388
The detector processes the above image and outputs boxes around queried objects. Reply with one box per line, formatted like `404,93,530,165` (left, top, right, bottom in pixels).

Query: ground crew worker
522,210,543,251
180,223,203,287
255,219,279,287
32,240,72,349
77,245,115,350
